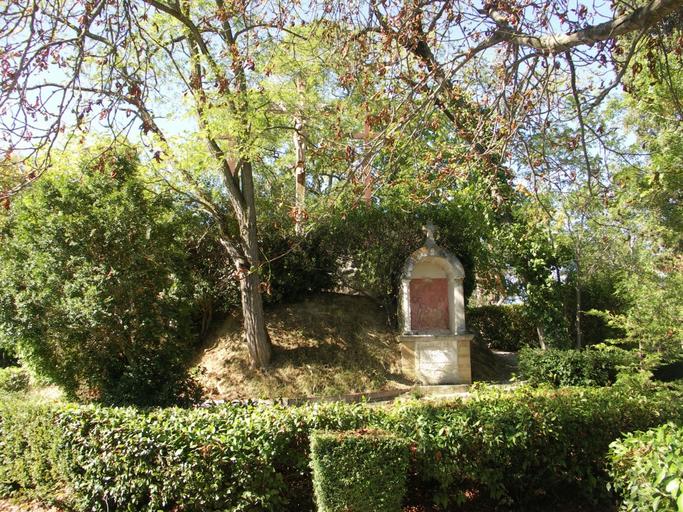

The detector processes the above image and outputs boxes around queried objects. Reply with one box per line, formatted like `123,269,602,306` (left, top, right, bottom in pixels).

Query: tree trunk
237,159,272,368
293,116,306,235
239,269,271,368
218,157,273,369
363,162,373,206
537,325,547,350
293,78,306,235
575,282,583,349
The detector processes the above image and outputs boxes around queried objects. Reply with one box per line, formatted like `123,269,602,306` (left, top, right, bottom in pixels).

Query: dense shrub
598,257,683,359
653,358,683,382
562,272,627,347
1,385,681,511
0,147,203,406
317,205,426,305
467,304,537,351
609,423,683,511
518,347,640,387
0,367,29,393
310,430,409,512
166,192,340,330
312,202,479,322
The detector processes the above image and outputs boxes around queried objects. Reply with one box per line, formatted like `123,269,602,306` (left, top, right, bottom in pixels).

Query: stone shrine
398,224,473,385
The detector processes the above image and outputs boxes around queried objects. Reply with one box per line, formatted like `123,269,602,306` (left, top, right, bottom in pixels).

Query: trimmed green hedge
609,423,683,511
393,384,683,508
0,401,65,501
518,347,640,387
310,429,409,512
1,384,682,511
467,304,538,351
1,400,378,512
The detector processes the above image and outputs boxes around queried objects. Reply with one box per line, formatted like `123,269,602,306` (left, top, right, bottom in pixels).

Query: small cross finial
423,222,437,246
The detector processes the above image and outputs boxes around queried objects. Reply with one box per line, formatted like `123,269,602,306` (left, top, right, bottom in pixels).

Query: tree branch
488,0,683,53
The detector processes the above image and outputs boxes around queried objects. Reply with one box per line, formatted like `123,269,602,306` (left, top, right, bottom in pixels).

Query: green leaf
657,468,669,485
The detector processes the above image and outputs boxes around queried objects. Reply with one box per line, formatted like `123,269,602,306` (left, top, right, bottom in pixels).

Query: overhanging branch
487,0,683,53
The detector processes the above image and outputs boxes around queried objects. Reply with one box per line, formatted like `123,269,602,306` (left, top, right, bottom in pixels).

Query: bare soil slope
195,293,514,400
196,294,410,400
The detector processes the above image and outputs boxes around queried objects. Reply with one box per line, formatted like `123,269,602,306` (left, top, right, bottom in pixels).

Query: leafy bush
653,358,683,382
1,384,681,511
58,405,309,512
310,429,409,512
609,423,683,511
0,367,29,393
518,347,640,387
597,255,683,360
260,230,336,305
563,272,627,346
467,304,537,351
0,147,203,406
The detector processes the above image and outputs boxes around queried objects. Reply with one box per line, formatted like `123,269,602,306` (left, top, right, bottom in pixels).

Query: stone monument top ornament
397,223,473,385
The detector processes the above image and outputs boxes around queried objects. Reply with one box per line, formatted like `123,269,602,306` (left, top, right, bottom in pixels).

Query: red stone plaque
410,278,449,331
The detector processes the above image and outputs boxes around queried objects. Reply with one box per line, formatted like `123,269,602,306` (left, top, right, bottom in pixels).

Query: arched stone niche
399,249,466,335
397,225,473,385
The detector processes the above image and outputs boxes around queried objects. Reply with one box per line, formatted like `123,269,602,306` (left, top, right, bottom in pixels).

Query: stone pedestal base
398,334,473,385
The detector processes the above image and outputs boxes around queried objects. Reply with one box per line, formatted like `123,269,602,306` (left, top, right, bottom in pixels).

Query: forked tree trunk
219,158,273,369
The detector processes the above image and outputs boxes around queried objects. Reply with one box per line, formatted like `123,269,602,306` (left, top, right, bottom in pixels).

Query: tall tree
594,12,683,358
0,0,310,367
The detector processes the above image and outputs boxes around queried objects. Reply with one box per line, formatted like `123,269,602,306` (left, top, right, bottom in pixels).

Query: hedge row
518,347,640,387
609,423,683,512
0,400,377,512
1,384,682,511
